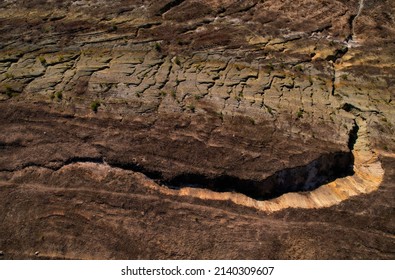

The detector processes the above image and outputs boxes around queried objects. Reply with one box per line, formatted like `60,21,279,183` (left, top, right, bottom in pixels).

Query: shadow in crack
162,151,354,200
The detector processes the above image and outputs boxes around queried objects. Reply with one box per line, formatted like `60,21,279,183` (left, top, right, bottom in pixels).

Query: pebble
0,251,4,256
35,251,40,256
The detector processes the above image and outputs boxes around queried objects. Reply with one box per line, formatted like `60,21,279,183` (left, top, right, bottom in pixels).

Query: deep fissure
25,131,357,201
161,151,354,200
56,150,354,201
157,122,358,200
111,148,355,200
3,129,358,202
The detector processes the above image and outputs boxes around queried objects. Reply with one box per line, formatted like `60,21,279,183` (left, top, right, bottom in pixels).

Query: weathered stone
0,0,394,261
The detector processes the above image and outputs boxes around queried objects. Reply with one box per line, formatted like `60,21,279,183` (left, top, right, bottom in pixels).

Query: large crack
161,151,354,200
2,145,355,203
128,118,357,200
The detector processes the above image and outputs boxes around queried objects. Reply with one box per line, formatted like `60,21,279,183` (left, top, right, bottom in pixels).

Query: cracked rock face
0,0,394,259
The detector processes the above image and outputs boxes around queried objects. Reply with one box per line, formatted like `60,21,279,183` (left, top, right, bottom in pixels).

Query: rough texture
0,0,394,259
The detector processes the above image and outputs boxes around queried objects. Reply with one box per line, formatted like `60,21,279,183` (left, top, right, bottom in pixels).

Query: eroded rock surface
0,0,394,259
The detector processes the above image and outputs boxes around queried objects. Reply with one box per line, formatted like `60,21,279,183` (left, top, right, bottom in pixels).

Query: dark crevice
161,151,354,200
346,15,357,42
64,157,104,165
342,102,361,114
41,151,354,201
157,0,186,15
109,161,163,180
2,132,357,201
326,47,348,62
348,120,359,150
1,149,355,201
331,68,336,96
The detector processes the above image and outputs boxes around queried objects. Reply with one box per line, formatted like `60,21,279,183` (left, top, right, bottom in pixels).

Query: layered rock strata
0,0,394,259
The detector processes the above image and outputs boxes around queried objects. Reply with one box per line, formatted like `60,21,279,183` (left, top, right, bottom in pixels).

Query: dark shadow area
110,161,163,180
157,0,186,15
348,121,359,150
64,157,104,165
60,137,356,201
162,151,354,200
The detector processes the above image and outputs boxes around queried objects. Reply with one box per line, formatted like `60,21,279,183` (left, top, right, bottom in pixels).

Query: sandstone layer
0,0,394,259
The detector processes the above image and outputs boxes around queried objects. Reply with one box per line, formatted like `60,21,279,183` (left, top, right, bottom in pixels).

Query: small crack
157,0,186,16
